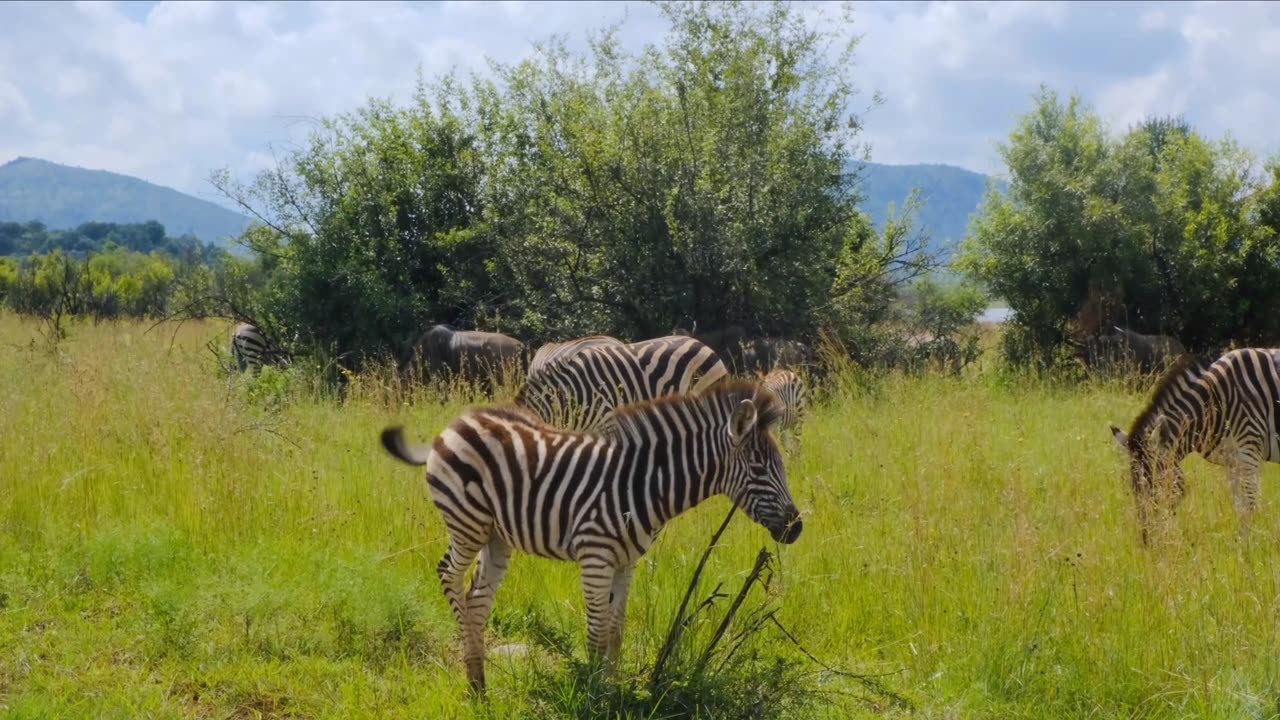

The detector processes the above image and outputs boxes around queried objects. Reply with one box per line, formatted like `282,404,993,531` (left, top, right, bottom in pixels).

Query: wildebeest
1077,326,1186,374
741,337,816,374
401,325,526,387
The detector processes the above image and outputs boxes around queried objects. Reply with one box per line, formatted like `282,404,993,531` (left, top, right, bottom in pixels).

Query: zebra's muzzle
770,512,803,544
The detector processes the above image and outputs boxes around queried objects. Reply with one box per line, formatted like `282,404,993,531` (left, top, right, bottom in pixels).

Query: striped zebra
230,322,289,375
380,380,802,692
762,368,806,433
526,335,624,378
1110,348,1280,542
516,335,729,433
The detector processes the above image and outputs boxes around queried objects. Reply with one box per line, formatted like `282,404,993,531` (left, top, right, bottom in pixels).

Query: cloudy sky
1,0,1277,207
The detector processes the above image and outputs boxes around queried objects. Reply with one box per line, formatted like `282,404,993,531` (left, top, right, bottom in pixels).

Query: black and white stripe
526,335,624,377
381,380,802,692
762,368,806,433
230,322,289,375
516,334,729,432
1110,348,1280,542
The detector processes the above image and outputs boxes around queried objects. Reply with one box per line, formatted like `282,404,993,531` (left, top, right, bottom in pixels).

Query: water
977,306,1013,324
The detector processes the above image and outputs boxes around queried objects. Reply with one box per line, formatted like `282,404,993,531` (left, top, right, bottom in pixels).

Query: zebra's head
1111,416,1186,543
723,390,803,544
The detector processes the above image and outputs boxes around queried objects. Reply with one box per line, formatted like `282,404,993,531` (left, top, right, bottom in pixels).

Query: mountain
853,161,1008,259
0,157,251,246
0,155,1002,259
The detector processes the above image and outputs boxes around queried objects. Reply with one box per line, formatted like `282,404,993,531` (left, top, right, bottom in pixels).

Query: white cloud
0,0,1275,205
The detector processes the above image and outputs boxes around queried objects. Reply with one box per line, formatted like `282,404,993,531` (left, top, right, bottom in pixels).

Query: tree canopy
959,87,1280,367
211,0,934,369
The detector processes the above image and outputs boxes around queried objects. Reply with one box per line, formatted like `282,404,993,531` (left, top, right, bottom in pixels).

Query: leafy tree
211,81,501,366
475,0,871,339
959,87,1280,366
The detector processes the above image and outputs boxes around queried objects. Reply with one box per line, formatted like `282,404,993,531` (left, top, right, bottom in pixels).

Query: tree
959,87,1280,367
475,0,872,340
210,82,502,366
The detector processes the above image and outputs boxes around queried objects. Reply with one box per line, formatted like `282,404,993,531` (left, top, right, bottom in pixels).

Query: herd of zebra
378,330,805,692
230,321,1280,693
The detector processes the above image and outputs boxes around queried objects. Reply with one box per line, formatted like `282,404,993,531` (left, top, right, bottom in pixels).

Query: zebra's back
516,334,729,432
528,335,624,378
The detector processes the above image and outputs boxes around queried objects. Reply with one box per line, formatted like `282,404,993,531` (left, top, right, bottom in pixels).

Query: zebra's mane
1126,353,1205,450
606,379,785,437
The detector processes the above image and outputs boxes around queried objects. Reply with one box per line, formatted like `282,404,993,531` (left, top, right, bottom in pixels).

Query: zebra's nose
780,517,803,544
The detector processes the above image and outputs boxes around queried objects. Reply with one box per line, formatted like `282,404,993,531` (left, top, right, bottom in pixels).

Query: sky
1,0,1277,207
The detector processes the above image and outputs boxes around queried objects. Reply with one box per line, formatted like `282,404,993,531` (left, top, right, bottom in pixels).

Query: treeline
960,88,1280,368
207,1,972,375
0,220,224,263
0,241,261,328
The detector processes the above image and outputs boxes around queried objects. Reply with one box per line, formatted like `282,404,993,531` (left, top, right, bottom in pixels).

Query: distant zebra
527,335,624,378
381,380,802,692
230,322,289,375
516,335,729,433
762,368,807,433
1110,348,1280,543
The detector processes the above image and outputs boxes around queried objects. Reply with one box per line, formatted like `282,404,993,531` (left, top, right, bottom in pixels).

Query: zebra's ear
1110,423,1128,450
730,399,758,445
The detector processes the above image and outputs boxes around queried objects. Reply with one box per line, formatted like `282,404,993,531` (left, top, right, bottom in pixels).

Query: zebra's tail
380,426,432,466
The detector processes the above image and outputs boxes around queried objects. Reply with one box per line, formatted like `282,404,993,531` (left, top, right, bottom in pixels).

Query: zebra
527,335,624,378
380,380,802,692
762,368,806,433
515,334,729,433
1109,348,1280,543
230,322,290,375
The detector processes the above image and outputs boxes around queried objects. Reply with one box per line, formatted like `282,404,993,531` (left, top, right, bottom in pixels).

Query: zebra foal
761,368,806,433
1110,348,1280,543
381,380,803,692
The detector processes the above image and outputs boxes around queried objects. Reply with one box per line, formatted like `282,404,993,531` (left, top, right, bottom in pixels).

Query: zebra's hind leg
463,537,513,693
1227,461,1262,543
436,535,486,692
578,559,619,675
606,562,636,664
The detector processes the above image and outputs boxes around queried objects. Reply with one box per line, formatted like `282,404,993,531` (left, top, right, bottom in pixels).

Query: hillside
0,157,250,246
854,161,1007,259
0,156,1001,260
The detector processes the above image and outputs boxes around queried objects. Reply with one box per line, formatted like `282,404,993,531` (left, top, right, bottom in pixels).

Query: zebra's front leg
578,559,619,674
464,537,513,694
606,562,636,664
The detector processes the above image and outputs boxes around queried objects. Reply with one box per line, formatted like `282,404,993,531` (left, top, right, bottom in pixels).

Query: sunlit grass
2,314,1279,718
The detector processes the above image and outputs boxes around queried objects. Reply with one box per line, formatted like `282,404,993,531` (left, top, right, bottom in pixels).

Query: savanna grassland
3,315,1280,719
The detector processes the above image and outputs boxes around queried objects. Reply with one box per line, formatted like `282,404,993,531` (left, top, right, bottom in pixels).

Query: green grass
3,315,1280,718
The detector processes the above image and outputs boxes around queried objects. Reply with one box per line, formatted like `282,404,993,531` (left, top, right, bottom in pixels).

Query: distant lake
977,306,1013,324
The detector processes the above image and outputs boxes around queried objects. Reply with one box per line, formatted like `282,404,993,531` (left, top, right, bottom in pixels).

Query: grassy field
3,316,1280,719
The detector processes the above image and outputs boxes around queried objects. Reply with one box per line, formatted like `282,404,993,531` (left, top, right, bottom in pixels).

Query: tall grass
2,315,1279,718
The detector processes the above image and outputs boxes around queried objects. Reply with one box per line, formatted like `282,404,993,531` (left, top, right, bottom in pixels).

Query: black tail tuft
381,426,405,459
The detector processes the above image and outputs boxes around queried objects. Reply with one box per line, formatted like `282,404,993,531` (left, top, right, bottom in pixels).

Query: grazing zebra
527,335,624,378
380,380,802,692
762,368,806,433
515,335,729,433
230,322,289,375
1110,349,1280,543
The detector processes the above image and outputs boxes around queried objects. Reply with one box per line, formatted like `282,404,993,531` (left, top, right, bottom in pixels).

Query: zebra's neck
603,397,735,532
1141,366,1211,458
